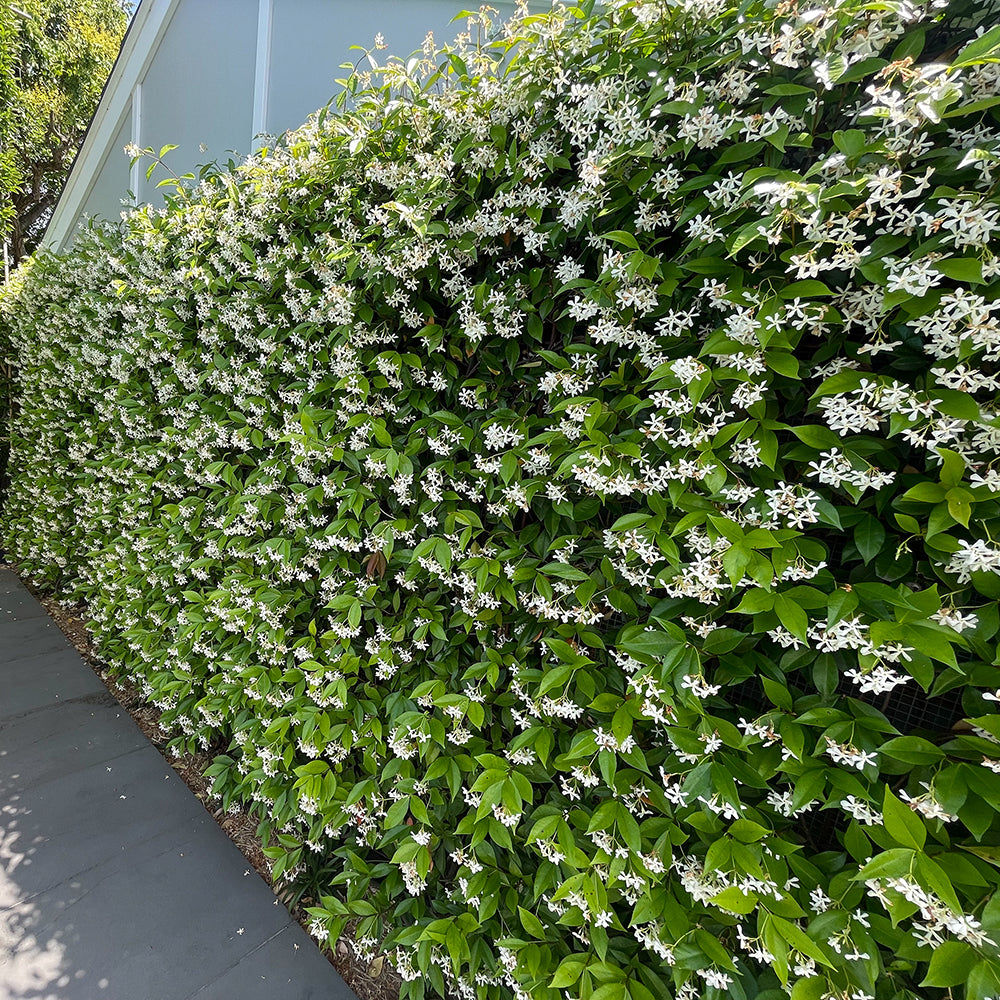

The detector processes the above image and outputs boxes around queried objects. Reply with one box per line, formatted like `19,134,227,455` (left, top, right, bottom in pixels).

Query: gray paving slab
0,570,353,1000
0,648,107,721
0,739,205,903
0,582,49,622
0,696,147,795
1,618,78,662
183,923,340,1000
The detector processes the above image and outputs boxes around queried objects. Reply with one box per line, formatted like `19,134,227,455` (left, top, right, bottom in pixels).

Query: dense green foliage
3,2,1000,999
0,4,18,245
0,0,127,263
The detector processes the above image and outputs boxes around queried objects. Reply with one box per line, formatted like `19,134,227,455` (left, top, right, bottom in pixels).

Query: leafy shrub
3,1,1000,998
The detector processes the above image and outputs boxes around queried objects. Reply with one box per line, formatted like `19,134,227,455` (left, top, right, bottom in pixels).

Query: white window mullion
130,81,143,202
252,0,274,149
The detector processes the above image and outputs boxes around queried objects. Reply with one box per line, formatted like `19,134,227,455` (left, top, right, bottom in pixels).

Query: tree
0,5,18,263
0,0,127,266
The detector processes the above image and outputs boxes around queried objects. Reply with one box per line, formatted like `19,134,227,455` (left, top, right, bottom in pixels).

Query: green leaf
880,736,944,765
790,424,841,449
723,543,751,586
780,280,832,299
620,630,683,659
855,848,916,882
550,960,586,989
762,676,793,712
694,929,739,971
791,977,827,1000
933,388,981,421
900,481,946,503
882,788,926,850
915,854,964,913
517,906,548,940
544,637,591,665
711,886,758,914
854,517,885,564
602,230,640,250
774,594,809,640
963,845,1000,868
734,590,775,614
947,493,972,527
826,588,858,626
589,984,628,1000
938,447,966,487
764,83,815,96
968,960,1000,1000
921,941,977,986
766,353,799,378
730,214,779,254
832,129,866,158
702,627,744,655
843,819,871,862
972,569,1000,599
955,24,1000,66
730,818,770,842
933,258,983,284
892,24,926,61
893,623,957,668
767,915,833,968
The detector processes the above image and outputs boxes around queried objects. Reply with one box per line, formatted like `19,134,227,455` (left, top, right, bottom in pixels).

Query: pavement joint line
0,804,213,915
1,742,151,799
0,687,118,725
180,917,299,1000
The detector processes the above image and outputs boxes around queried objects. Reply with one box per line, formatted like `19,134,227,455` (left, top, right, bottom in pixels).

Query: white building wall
47,0,530,250
137,0,257,203
265,0,480,138
77,112,134,234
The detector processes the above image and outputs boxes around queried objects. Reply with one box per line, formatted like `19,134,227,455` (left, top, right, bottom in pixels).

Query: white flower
844,664,910,695
825,738,878,771
669,356,708,384
809,887,832,913
946,539,1000,583
841,795,882,826
699,969,733,990
931,607,979,633
900,784,959,823
680,673,721,699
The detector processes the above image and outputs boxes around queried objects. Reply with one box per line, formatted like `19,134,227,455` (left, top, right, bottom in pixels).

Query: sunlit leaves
3,0,1000,999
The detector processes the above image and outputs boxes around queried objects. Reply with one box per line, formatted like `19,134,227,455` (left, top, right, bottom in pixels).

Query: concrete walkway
0,569,353,1000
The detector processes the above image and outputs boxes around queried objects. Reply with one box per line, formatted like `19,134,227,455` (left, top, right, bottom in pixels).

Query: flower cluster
3,2,1000,1000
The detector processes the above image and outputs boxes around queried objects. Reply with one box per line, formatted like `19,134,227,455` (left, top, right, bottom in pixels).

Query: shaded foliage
3,2,1000,1000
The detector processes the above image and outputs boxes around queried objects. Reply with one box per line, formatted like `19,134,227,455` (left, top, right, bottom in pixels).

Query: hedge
3,1,1000,998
